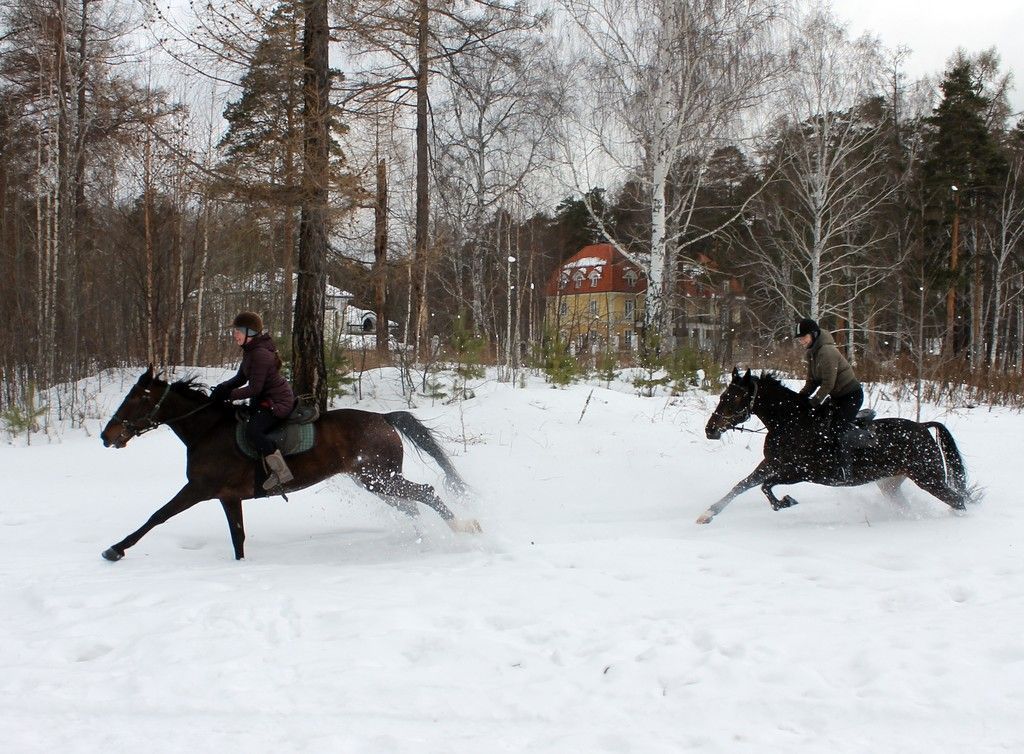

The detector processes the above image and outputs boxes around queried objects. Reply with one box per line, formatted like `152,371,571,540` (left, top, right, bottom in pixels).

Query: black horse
698,368,972,523
99,367,479,561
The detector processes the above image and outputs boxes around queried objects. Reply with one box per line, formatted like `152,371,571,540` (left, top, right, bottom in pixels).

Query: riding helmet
795,318,820,338
232,311,264,336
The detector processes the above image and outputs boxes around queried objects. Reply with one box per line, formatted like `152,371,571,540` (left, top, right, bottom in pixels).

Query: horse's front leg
762,480,797,510
220,497,245,560
696,461,773,524
102,483,206,561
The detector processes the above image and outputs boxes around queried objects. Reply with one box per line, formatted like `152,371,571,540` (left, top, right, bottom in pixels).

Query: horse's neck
160,392,219,444
753,382,802,431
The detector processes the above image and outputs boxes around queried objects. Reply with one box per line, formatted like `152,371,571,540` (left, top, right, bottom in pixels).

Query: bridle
714,379,762,434
110,382,213,444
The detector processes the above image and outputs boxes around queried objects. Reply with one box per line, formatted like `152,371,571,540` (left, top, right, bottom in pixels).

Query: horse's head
705,367,756,440
101,366,171,448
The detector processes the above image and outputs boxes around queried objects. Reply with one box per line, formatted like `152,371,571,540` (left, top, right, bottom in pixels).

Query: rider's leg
831,386,863,480
246,408,293,488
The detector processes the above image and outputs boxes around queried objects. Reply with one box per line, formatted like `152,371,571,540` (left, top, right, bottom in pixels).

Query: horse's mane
167,375,212,402
756,371,799,398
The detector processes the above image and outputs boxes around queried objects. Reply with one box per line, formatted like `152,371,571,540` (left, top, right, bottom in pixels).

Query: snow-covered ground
1,367,1021,753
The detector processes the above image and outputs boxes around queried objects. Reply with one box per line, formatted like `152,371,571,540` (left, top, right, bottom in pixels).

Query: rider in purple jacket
211,311,297,491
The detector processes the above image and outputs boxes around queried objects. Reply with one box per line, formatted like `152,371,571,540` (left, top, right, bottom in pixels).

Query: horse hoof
101,547,124,562
695,512,714,524
773,495,798,511
449,518,482,534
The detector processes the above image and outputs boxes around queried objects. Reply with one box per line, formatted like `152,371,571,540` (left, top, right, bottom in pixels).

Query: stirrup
261,473,290,501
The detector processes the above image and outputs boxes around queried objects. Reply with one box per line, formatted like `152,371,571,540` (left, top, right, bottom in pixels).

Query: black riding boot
837,441,852,481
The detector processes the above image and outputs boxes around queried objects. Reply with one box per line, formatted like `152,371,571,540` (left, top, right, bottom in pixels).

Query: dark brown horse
100,367,479,561
698,369,974,523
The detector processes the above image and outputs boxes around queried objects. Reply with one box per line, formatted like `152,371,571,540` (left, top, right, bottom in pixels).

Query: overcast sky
829,0,1023,114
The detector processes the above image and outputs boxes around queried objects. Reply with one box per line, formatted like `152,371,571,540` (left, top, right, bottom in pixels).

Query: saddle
234,401,318,459
842,409,877,449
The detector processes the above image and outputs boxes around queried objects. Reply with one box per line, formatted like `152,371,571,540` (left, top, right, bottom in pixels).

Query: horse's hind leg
387,474,480,533
910,473,966,511
355,466,417,517
375,492,421,518
877,476,909,508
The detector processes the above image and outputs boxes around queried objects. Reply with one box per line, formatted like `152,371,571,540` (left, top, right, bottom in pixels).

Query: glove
798,384,815,398
808,395,822,407
210,384,232,403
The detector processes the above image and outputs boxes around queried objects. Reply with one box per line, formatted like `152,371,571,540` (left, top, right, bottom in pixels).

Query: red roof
545,244,647,296
545,243,745,298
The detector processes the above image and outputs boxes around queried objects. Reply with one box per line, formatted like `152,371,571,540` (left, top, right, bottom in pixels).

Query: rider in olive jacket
795,318,864,476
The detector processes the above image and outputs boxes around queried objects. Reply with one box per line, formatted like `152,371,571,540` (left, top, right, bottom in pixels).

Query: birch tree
743,8,897,338
988,122,1024,367
559,0,782,343
431,34,559,339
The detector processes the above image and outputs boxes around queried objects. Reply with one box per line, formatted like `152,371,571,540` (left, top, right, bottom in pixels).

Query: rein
114,383,214,442
728,424,766,434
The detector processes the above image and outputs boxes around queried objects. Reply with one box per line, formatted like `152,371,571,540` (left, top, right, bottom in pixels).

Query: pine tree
923,61,1006,203
922,60,1007,356
218,1,350,350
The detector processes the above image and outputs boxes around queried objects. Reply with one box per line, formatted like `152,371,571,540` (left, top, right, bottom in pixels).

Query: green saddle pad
235,421,315,459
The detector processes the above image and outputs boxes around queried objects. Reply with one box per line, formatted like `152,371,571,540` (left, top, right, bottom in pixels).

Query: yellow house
545,243,747,354
544,243,646,352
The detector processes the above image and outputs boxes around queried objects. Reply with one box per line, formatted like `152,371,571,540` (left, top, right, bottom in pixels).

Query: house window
588,270,601,288
624,269,638,288
559,274,568,290
624,300,634,320
589,300,598,316
559,302,568,316
624,330,633,349
573,271,584,289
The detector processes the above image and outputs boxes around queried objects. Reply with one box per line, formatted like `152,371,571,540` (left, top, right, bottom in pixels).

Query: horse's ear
743,369,752,383
139,364,155,385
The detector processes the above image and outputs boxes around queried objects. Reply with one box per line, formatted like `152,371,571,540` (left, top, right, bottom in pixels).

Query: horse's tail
384,411,467,494
922,421,967,493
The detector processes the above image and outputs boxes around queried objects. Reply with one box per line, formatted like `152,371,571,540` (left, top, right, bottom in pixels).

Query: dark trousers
245,407,282,456
831,385,863,433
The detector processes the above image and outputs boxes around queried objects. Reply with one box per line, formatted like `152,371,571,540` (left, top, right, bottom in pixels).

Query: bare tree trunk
176,186,186,365
989,262,1003,369
143,129,155,365
403,261,413,349
373,156,389,358
192,199,211,365
846,288,855,364
282,9,300,345
1016,300,1024,374
970,220,983,369
35,131,46,378
944,192,959,356
648,146,669,338
895,275,906,355
70,0,90,377
292,0,330,412
412,0,430,357
504,222,514,378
